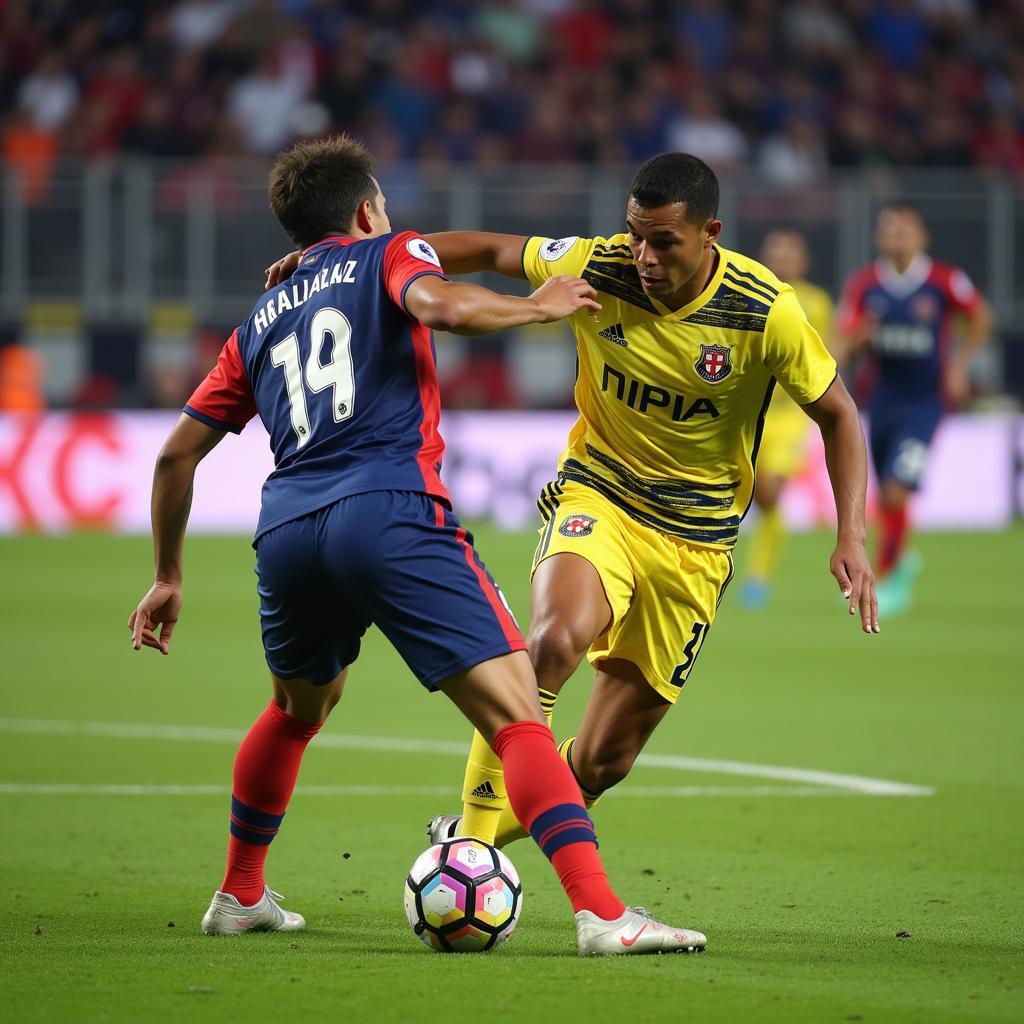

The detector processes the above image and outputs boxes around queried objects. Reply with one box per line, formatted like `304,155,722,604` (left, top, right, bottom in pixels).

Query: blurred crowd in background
3,0,1024,185
0,0,1022,414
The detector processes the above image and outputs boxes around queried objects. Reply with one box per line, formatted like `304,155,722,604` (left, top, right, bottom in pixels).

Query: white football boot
426,814,464,845
201,885,305,935
576,905,707,956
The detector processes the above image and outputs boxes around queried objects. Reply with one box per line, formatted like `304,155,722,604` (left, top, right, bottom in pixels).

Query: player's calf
568,742,634,795
440,653,624,921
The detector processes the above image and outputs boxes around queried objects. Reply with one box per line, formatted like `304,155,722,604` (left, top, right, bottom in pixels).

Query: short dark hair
268,135,378,248
629,153,720,224
877,201,925,224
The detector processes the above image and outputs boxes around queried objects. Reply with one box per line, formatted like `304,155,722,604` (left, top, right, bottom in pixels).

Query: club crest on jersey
540,236,579,262
696,344,732,383
912,293,939,323
407,238,441,267
559,514,596,538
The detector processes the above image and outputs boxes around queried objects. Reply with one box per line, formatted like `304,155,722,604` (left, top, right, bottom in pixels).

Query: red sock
493,721,625,921
221,700,322,906
877,504,909,577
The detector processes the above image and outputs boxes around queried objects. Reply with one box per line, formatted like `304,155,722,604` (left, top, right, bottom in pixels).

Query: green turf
1,526,1022,1023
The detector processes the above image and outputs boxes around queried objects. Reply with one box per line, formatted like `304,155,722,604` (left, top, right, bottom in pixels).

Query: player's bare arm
422,232,530,277
945,297,993,406
265,231,531,288
129,414,226,654
802,376,880,634
404,273,599,335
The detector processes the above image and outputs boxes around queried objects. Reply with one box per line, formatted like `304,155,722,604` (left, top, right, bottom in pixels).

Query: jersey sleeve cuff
399,269,448,316
183,404,244,434
520,238,531,280
799,367,839,406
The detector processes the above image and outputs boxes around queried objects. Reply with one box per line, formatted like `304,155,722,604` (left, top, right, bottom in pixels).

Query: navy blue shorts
869,401,942,491
255,491,526,688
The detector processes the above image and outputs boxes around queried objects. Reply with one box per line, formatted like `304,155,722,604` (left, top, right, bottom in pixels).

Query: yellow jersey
769,277,834,412
522,234,837,550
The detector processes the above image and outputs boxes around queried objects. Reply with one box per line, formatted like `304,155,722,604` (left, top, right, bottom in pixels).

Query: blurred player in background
740,229,834,608
836,204,992,616
274,152,876,854
130,135,707,956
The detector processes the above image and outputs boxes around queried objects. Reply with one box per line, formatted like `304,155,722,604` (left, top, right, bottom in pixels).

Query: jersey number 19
270,307,356,448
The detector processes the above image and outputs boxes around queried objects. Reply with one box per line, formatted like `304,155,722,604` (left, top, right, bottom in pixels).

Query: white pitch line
633,753,933,797
0,783,862,798
0,717,934,797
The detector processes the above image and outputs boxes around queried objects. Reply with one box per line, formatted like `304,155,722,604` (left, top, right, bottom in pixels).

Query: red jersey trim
836,266,878,335
408,320,449,504
430,501,524,650
185,330,258,432
454,523,524,648
929,262,981,316
383,231,448,312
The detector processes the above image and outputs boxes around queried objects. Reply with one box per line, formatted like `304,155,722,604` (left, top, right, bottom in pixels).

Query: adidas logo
598,322,628,347
470,780,499,800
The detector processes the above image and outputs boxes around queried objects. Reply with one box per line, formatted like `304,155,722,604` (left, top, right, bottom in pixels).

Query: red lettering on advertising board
0,414,124,528
0,416,41,528
53,415,123,526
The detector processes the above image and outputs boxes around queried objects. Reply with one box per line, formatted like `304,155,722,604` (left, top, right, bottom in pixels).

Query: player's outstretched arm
263,233,531,288
129,414,227,654
404,273,599,336
422,232,529,277
803,376,880,635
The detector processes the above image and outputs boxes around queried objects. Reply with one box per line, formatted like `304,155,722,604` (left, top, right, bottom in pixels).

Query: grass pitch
1,525,1022,1023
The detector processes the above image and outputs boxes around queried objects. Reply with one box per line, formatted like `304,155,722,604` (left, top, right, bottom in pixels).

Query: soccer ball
403,838,522,952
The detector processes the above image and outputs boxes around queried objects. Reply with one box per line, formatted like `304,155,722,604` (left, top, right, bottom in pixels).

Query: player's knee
274,673,345,724
319,686,343,718
575,748,636,795
528,619,586,686
277,692,338,724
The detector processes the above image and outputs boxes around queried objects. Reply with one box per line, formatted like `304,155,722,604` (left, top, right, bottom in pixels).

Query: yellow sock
558,737,602,808
538,687,557,726
747,505,785,581
460,728,506,843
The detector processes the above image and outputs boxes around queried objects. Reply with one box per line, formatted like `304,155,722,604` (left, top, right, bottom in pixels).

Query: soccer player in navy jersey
129,136,706,956
836,204,991,616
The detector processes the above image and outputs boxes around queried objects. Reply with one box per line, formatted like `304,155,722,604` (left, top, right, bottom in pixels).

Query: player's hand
265,250,302,289
944,360,971,408
830,540,879,634
129,581,182,655
530,275,602,323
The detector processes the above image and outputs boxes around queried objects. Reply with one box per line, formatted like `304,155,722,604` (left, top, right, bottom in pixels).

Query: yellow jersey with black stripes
769,277,834,413
522,233,837,550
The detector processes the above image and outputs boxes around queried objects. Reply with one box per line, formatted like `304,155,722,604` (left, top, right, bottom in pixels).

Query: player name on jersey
252,260,359,335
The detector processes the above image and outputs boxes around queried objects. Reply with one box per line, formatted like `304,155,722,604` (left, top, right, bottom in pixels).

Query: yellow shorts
757,406,811,478
532,478,734,705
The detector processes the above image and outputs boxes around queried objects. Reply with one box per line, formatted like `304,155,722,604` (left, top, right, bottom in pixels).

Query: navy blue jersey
184,231,450,538
837,255,980,409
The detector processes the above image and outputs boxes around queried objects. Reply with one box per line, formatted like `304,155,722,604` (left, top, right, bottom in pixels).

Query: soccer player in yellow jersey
266,154,878,904
740,229,835,608
412,153,878,856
